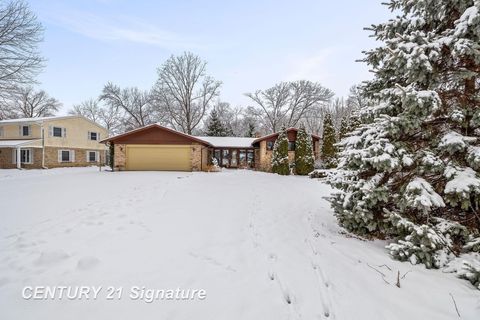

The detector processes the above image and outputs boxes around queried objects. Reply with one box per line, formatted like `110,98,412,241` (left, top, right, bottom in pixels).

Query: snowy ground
0,168,479,319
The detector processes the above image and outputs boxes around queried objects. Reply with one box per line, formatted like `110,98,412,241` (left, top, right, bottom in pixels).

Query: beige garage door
126,145,192,171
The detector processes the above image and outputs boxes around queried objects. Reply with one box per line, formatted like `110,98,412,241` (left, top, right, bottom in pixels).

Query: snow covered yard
0,168,479,319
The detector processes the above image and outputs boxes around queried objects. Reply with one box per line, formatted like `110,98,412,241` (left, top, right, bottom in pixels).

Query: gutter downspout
41,124,46,168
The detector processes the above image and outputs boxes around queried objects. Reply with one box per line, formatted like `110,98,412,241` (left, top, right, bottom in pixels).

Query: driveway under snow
0,168,479,319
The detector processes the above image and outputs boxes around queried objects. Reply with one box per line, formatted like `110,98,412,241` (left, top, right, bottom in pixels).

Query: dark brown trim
100,124,212,147
252,127,320,144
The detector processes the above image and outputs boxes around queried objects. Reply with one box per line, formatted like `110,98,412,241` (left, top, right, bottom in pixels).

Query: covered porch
0,139,43,169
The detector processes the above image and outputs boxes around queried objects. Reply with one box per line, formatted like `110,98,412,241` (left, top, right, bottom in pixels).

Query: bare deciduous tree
69,98,122,134
346,85,367,111
245,80,333,133
99,82,156,130
0,1,44,98
9,86,61,118
154,52,221,134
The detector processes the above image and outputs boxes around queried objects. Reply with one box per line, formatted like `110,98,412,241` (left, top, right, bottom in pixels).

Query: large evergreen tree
330,0,480,285
271,128,290,175
206,109,228,136
295,126,315,175
321,112,337,168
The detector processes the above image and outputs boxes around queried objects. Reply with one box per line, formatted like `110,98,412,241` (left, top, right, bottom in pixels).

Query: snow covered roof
0,139,43,147
195,136,256,148
0,115,78,124
252,127,321,144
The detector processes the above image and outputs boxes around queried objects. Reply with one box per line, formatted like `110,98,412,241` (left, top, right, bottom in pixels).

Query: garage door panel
126,145,191,171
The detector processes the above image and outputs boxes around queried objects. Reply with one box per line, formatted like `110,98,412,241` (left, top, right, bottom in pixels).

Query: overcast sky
29,0,392,114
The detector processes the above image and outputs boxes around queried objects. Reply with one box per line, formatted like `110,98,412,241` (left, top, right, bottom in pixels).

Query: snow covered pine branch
328,0,480,289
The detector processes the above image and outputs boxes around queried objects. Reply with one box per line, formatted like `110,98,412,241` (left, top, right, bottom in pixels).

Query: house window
222,149,230,166
213,149,221,164
288,141,296,151
247,150,254,168
239,150,247,167
53,127,63,137
87,151,98,162
266,141,274,151
13,149,33,164
58,150,75,162
22,125,30,136
89,131,98,141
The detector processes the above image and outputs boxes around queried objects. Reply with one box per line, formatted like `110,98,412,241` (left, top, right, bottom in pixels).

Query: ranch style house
101,124,320,172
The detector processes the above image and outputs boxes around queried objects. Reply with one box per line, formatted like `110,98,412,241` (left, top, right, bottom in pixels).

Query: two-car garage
101,124,211,172
125,145,191,171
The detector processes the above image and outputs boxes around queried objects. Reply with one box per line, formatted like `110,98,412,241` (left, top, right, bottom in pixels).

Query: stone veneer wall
0,146,105,169
314,141,320,160
191,143,203,171
44,147,105,168
113,144,126,171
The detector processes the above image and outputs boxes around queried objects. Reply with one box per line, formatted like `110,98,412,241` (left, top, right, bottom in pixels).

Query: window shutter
12,149,16,164
86,152,89,162
19,125,21,136
62,128,67,138
71,150,75,162
0,126,3,136
97,132,100,141
87,131,91,140
29,149,34,164
96,151,99,162
28,125,31,136
49,125,53,137
58,150,62,162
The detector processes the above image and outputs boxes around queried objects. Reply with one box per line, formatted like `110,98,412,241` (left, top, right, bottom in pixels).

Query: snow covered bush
329,0,480,288
295,126,315,175
207,157,221,172
271,128,289,175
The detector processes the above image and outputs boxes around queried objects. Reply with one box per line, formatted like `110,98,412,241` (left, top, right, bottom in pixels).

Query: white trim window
21,125,31,137
52,126,66,138
58,150,75,163
88,131,99,141
49,126,66,138
87,150,99,162
12,148,33,164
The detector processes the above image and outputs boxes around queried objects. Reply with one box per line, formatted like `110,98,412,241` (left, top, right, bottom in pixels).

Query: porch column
16,147,21,169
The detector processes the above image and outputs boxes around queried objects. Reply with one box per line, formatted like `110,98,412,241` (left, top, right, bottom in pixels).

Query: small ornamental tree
321,112,337,168
295,126,314,175
271,127,290,175
329,0,480,285
206,109,228,136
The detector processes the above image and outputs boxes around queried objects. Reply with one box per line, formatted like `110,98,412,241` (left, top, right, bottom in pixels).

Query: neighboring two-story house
0,115,108,169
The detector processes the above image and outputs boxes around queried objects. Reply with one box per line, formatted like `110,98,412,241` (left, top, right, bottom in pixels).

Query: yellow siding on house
43,117,108,150
0,123,42,139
